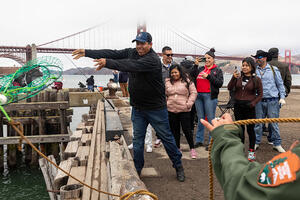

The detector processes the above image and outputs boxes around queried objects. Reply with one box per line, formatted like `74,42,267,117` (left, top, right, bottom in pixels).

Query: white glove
279,99,286,106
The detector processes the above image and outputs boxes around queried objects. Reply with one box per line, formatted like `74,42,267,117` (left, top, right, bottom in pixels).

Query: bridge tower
285,49,292,71
137,22,146,34
25,44,37,62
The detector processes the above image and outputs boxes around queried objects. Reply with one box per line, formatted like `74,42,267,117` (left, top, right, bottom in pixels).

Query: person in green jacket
201,113,300,200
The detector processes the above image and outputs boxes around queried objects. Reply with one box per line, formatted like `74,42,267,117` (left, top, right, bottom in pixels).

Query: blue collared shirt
256,64,286,99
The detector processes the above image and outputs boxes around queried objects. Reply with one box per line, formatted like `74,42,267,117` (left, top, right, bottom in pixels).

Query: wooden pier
0,88,103,170
39,99,155,200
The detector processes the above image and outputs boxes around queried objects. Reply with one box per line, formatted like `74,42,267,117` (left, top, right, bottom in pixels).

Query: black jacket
190,65,223,99
118,71,128,83
86,77,94,85
268,58,292,96
85,48,166,110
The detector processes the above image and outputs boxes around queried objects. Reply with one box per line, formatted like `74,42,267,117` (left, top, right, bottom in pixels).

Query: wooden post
38,110,46,154
30,123,39,166
59,109,67,135
24,124,32,164
0,113,4,171
7,125,17,168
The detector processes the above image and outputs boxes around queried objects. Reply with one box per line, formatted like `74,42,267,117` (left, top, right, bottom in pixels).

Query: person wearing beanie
268,47,292,97
191,48,224,150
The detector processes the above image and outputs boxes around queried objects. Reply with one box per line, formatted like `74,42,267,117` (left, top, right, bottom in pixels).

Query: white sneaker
268,141,274,145
273,145,286,153
254,144,259,150
128,143,133,150
154,139,161,148
146,145,153,153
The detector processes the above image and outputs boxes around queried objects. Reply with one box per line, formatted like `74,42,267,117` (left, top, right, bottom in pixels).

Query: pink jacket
165,78,197,113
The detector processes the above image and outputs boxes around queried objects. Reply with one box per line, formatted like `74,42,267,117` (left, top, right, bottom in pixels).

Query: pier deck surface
119,90,300,200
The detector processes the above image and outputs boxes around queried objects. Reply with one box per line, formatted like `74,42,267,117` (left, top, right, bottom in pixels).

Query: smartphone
234,66,241,73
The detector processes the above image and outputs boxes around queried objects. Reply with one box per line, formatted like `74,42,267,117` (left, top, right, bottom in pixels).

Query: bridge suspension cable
37,19,111,47
168,25,228,56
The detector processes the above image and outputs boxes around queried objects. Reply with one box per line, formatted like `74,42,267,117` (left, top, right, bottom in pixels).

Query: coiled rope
208,117,300,200
8,120,158,200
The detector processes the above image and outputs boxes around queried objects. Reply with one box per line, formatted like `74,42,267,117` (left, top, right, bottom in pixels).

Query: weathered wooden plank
84,119,95,126
121,135,133,161
85,125,93,133
69,92,103,107
91,123,101,200
82,101,101,200
6,108,73,117
75,146,90,166
3,116,72,124
104,99,115,112
109,136,154,200
67,166,86,185
39,157,58,200
4,101,69,112
0,134,70,145
80,134,92,146
76,122,85,130
109,141,123,200
48,155,58,186
70,130,83,141
100,107,109,200
54,157,76,190
105,111,123,141
64,141,79,160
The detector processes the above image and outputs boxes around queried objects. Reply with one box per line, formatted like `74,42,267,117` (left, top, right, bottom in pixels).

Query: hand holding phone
233,66,240,78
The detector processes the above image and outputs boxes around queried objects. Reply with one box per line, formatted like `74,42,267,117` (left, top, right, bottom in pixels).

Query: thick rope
208,138,214,200
208,117,300,200
8,120,158,200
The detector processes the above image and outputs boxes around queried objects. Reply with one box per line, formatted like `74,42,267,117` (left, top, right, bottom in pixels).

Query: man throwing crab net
72,32,185,182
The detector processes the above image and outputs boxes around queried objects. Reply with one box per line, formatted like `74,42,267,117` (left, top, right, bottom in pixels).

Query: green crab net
0,56,63,106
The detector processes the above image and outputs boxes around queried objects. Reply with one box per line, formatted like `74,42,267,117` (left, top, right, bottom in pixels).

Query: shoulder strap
269,65,276,79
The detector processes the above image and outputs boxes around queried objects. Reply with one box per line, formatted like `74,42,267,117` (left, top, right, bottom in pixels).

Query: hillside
63,67,113,75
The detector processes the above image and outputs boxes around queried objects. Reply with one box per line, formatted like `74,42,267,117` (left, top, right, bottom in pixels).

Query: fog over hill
63,67,113,75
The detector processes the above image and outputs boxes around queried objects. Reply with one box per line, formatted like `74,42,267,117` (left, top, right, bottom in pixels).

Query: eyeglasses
257,56,264,59
164,54,174,57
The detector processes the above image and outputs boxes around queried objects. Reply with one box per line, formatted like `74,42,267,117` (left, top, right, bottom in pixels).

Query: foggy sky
1,0,300,67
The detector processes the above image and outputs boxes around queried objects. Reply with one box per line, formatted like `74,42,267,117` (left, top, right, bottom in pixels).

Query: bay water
1,74,300,199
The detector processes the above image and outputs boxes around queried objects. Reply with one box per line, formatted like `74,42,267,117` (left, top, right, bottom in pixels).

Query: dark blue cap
132,32,152,43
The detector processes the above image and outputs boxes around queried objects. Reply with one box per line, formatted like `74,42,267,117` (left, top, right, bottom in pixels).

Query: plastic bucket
98,86,103,91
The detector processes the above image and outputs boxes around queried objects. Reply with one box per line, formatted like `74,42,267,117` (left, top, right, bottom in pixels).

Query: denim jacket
256,64,286,99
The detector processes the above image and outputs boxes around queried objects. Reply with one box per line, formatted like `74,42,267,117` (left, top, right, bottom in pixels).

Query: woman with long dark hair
165,64,197,159
192,48,223,150
227,57,263,161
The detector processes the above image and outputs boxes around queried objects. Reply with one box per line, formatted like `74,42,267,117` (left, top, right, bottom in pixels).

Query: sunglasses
257,56,264,59
165,54,174,57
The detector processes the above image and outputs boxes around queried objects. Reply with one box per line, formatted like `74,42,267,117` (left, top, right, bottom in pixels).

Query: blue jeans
87,85,94,91
195,93,218,144
131,107,182,173
254,100,281,146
